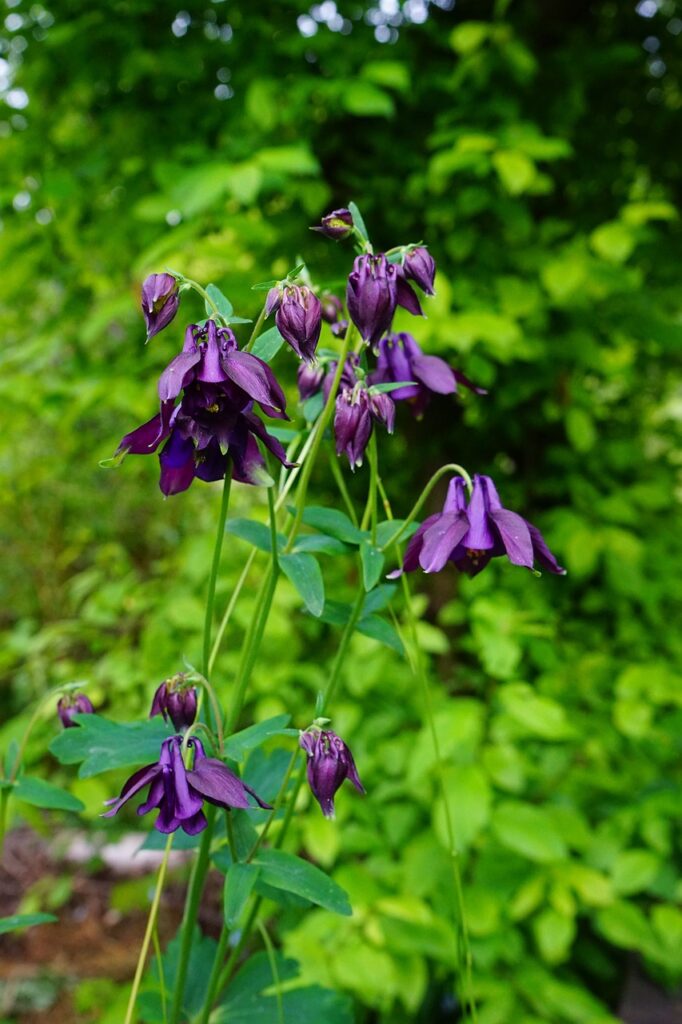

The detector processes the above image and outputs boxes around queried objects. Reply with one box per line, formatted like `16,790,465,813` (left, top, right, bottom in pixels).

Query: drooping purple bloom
369,332,487,417
391,475,566,578
297,363,326,401
311,208,354,240
275,285,322,364
403,246,436,296
141,273,180,340
157,321,287,419
299,729,365,819
334,385,395,470
57,694,94,729
150,676,197,732
116,321,294,495
103,736,271,836
346,253,399,346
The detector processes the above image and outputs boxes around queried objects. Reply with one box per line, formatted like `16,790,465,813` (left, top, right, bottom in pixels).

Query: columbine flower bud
265,285,282,317
297,363,325,401
150,674,197,732
275,285,322,364
368,390,395,434
141,273,180,339
57,693,94,729
299,729,365,819
320,293,344,324
334,389,373,470
403,246,436,295
346,253,398,346
311,208,354,240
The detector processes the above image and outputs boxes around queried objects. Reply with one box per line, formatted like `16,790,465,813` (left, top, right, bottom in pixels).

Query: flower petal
410,353,457,395
222,350,287,416
527,523,566,575
186,758,252,810
101,763,161,818
419,512,470,573
489,508,534,568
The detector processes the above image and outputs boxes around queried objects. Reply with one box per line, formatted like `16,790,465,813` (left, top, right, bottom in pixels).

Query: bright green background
1,1,681,1021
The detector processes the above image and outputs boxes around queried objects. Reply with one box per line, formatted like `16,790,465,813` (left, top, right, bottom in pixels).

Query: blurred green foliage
1,0,681,1021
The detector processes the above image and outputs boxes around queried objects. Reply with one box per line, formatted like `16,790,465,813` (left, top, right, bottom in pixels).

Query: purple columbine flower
103,736,271,836
403,246,436,296
334,385,395,470
156,320,287,419
299,729,365,819
369,332,487,417
275,285,322,364
141,273,180,340
150,675,197,732
391,475,566,578
346,253,399,346
116,321,294,494
311,208,354,240
57,694,94,729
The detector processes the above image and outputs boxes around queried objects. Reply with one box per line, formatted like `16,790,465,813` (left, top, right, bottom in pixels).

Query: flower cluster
391,475,565,578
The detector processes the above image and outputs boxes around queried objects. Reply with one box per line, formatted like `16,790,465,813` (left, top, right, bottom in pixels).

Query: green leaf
492,801,568,863
360,540,385,591
14,775,84,812
492,149,536,195
590,221,635,263
49,715,172,779
297,505,368,544
367,381,417,395
224,862,260,928
612,849,660,895
533,908,576,965
301,392,324,422
224,714,293,762
250,325,285,363
344,82,394,118
280,552,325,616
225,517,283,553
291,534,349,556
362,583,397,615
0,913,58,935
348,201,369,242
205,283,234,319
252,848,352,915
357,615,404,655
432,765,491,851
375,519,420,548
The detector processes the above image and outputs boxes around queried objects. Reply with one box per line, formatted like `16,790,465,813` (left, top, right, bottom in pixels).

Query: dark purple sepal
403,247,436,295
142,273,180,339
159,430,196,496
275,285,322,364
57,694,94,729
311,208,354,240
346,254,398,346
299,729,365,819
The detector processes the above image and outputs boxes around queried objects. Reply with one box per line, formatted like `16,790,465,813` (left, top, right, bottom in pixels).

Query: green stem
125,835,174,1024
181,278,223,321
257,920,284,1024
152,923,169,1024
197,925,231,1024
170,807,216,1024
209,550,256,677
379,461,472,553
328,444,358,526
284,324,356,550
360,432,378,541
245,303,268,352
246,747,299,861
203,469,232,680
